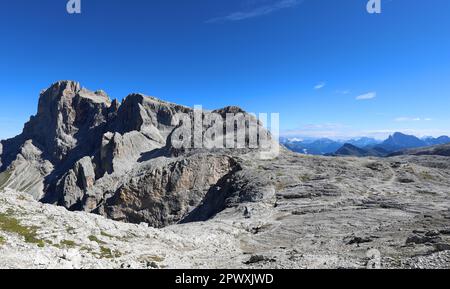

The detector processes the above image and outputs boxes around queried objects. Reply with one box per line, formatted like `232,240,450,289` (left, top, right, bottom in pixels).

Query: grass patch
0,212,45,247
80,246,94,253
66,227,76,234
60,240,77,248
99,246,122,259
0,235,5,245
88,235,106,244
145,256,164,263
100,231,115,238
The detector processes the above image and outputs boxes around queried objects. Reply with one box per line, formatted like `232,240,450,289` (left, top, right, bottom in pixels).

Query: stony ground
0,188,249,269
1,152,450,269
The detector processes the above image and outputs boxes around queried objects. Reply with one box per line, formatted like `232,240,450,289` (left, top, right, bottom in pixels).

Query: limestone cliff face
0,81,111,200
0,81,277,227
102,155,238,227
24,81,111,163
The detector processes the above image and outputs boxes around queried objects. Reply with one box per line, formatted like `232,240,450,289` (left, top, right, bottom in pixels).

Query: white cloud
394,117,421,122
206,0,302,23
314,82,326,90
394,117,433,122
356,92,376,100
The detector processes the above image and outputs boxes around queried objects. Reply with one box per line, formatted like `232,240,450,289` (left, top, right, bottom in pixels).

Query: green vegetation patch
145,255,165,262
66,227,76,234
99,246,122,259
100,231,115,238
88,235,106,244
59,239,77,248
0,212,45,247
80,246,94,253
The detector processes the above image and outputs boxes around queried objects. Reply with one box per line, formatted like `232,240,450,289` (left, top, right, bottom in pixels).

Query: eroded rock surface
0,81,276,227
1,81,450,269
1,151,450,269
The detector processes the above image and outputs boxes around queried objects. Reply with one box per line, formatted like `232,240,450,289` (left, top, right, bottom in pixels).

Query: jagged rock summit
0,81,277,228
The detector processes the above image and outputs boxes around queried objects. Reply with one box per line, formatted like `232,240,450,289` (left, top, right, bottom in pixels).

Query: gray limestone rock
0,81,275,227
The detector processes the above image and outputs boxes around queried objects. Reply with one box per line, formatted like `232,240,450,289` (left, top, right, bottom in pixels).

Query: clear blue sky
1,0,450,140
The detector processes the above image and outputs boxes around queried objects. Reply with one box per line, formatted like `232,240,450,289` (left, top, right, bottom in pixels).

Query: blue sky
1,0,449,140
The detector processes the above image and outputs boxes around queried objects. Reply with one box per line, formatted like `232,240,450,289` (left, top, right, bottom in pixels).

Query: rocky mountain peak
0,81,277,227
37,81,111,116
42,80,81,98
213,106,246,116
18,81,112,164
379,132,426,152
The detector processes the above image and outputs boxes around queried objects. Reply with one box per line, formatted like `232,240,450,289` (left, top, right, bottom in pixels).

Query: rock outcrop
0,81,277,227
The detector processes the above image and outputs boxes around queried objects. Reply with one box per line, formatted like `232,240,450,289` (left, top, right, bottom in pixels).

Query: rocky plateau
1,81,449,269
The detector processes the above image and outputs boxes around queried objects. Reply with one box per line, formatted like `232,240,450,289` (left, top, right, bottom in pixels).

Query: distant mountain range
334,144,389,157
281,137,381,155
281,132,450,157
389,143,450,157
378,132,450,152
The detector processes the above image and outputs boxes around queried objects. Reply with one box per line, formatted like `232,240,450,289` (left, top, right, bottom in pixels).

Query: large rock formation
2,82,450,269
0,81,278,227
